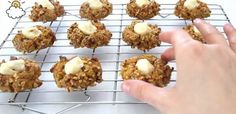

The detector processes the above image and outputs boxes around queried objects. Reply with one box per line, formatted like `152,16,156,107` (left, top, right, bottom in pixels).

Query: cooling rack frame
0,3,231,114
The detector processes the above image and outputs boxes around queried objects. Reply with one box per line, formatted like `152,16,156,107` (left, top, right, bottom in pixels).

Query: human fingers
224,23,236,53
122,80,169,109
161,47,175,61
194,18,227,45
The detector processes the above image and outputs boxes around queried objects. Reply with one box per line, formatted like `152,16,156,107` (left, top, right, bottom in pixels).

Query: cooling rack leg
55,91,91,114
8,93,18,103
8,94,46,114
5,104,46,114
18,105,46,114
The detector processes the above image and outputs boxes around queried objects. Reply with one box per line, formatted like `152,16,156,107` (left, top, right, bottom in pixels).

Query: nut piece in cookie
183,24,205,43
67,20,112,49
13,25,56,53
127,0,160,20
122,20,161,51
50,56,103,92
120,55,173,87
80,0,112,20
175,0,211,20
29,0,65,22
0,57,42,92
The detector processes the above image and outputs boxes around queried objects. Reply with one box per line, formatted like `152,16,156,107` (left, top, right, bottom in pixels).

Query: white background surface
1,0,236,42
0,0,235,114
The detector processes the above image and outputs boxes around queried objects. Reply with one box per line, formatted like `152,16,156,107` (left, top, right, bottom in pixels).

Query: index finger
159,30,194,61
194,19,227,45
159,29,194,48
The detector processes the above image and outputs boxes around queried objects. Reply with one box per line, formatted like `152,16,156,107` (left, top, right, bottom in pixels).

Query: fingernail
122,82,130,93
194,18,203,24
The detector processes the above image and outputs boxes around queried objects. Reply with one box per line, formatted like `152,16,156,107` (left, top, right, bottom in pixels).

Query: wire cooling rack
0,3,231,114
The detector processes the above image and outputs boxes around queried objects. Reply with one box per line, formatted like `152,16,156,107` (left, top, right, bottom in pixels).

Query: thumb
122,80,169,109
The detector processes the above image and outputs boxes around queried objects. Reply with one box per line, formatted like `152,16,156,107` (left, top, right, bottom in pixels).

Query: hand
121,19,236,114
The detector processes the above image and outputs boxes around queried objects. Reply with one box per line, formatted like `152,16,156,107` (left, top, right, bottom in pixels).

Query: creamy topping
193,26,201,34
184,0,199,10
22,27,42,39
136,0,151,7
0,60,25,75
87,0,103,9
134,22,151,35
136,59,154,75
78,21,97,35
64,57,84,75
37,0,55,10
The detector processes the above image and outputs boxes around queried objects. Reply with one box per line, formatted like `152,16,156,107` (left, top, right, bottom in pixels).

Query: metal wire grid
0,3,231,114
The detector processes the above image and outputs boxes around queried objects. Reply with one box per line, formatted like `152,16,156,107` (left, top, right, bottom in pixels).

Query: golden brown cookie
175,0,211,20
122,20,161,51
0,57,42,92
80,0,112,20
67,21,112,49
120,54,173,87
183,24,205,43
50,56,103,92
30,0,64,22
126,0,160,20
13,25,56,53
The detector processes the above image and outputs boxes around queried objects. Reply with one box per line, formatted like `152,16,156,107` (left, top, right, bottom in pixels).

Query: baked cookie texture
122,20,161,51
0,57,42,92
183,24,205,43
120,55,173,87
80,0,112,20
67,21,112,49
30,1,64,22
13,25,56,53
126,0,160,20
175,0,211,20
50,56,103,92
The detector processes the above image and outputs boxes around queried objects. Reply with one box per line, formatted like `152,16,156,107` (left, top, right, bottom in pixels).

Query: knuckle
180,41,204,55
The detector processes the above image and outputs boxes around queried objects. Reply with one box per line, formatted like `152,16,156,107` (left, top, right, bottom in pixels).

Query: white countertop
0,0,235,114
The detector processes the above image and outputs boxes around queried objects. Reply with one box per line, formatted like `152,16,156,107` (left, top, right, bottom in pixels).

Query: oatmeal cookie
67,21,112,49
13,25,56,53
80,0,112,20
175,0,211,20
0,57,42,92
126,0,160,20
30,0,64,22
122,20,161,51
50,56,103,92
183,24,205,43
120,54,173,87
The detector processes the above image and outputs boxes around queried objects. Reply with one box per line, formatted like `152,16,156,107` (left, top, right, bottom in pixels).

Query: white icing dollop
78,21,97,35
64,57,84,75
87,0,103,9
193,26,201,34
136,0,151,7
134,22,151,35
22,27,42,39
136,59,154,75
37,0,55,10
184,0,199,10
0,60,25,76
